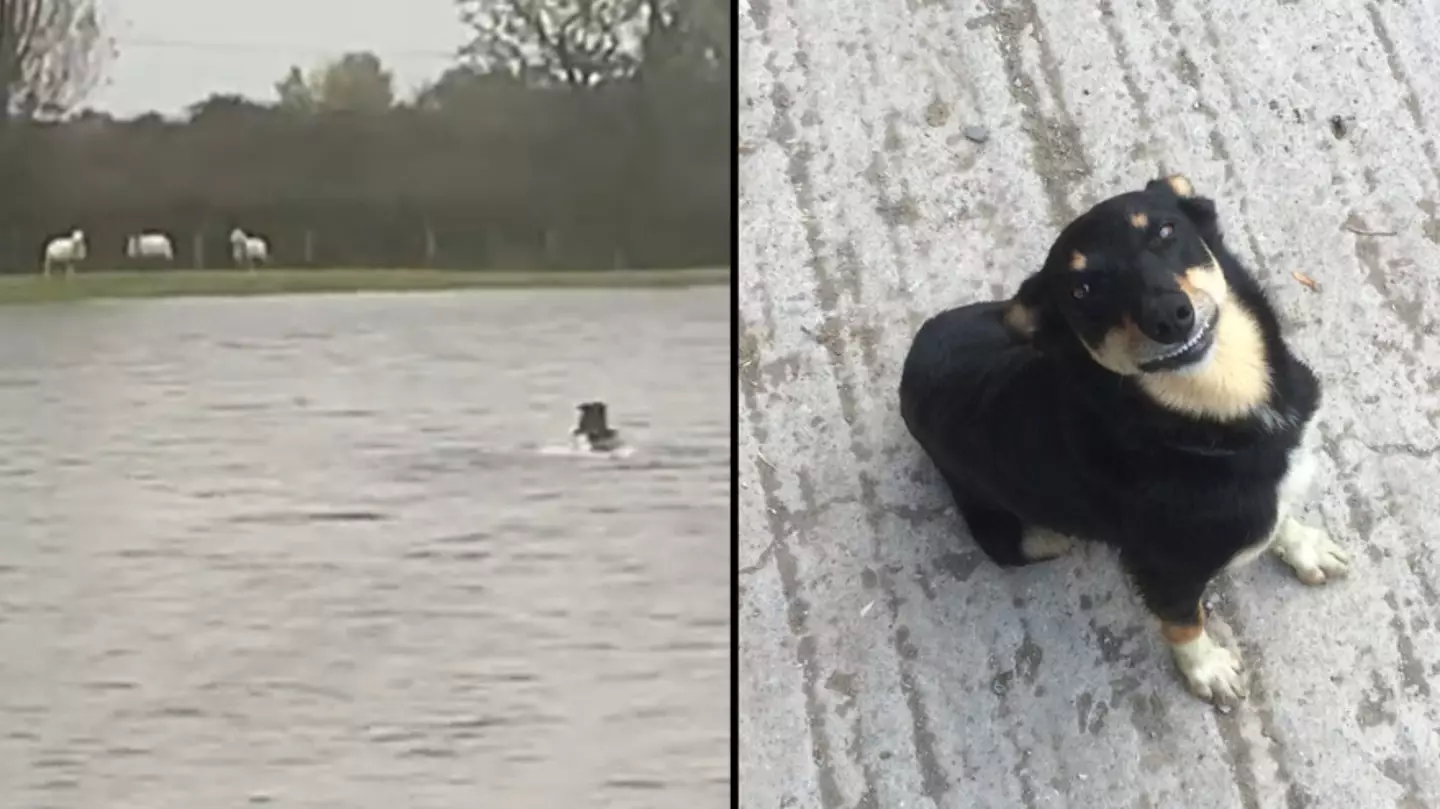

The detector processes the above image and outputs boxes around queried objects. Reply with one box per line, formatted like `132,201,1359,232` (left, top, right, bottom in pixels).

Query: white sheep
125,232,175,262
229,228,269,270
42,229,87,277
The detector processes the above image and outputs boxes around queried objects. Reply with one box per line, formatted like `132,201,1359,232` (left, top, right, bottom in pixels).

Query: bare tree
0,0,111,121
632,0,728,89
456,0,645,88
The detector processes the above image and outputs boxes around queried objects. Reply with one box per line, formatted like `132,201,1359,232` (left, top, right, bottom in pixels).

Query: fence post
304,229,315,265
424,221,437,267
193,232,205,270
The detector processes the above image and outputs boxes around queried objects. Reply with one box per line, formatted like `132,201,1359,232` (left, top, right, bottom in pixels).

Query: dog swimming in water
573,401,623,452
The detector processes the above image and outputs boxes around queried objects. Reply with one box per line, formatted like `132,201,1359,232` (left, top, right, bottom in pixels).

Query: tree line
0,0,731,273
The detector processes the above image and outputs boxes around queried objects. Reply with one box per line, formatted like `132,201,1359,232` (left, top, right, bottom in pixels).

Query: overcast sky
91,0,472,116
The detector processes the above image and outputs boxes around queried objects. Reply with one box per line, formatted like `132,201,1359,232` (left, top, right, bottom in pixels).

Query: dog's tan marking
1070,251,1087,271
1166,624,1247,703
1160,620,1203,645
1130,212,1149,229
1004,302,1037,338
1160,607,1248,703
1167,174,1194,197
1087,318,1144,376
1184,258,1229,305
1139,306,1268,420
1139,255,1269,422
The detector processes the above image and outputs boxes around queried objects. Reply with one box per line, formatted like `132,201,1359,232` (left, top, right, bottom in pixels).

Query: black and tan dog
574,401,623,452
899,175,1350,705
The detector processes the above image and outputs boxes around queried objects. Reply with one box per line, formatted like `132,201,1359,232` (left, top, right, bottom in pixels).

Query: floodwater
0,287,731,808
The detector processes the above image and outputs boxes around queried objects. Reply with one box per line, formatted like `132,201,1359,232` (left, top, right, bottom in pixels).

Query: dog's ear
1003,271,1053,342
1145,173,1195,198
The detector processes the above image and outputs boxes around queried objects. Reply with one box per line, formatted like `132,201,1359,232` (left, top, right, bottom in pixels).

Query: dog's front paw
1171,633,1247,705
1274,519,1351,586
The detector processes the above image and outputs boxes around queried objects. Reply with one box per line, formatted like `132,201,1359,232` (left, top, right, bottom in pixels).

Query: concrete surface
737,0,1440,807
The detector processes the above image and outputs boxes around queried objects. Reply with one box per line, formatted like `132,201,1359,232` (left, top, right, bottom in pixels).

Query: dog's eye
1072,282,1090,300
1157,223,1175,241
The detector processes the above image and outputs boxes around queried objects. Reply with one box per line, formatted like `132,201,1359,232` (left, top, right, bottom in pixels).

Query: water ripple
0,288,729,807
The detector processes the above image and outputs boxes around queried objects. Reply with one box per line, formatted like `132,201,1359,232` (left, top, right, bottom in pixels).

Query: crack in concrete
1358,439,1440,460
739,536,780,578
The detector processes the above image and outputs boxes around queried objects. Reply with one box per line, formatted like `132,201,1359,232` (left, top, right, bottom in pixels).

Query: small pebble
964,124,990,144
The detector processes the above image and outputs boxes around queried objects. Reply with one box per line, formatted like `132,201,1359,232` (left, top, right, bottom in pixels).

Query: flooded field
0,287,731,807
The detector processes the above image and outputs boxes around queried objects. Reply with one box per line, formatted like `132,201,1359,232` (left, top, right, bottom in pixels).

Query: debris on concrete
1344,222,1398,237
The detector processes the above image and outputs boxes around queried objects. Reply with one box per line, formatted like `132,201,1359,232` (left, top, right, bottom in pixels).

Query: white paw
1273,519,1351,586
1020,526,1075,561
1171,633,1248,705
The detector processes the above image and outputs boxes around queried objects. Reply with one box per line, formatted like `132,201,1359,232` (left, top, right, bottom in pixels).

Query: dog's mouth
1137,307,1218,373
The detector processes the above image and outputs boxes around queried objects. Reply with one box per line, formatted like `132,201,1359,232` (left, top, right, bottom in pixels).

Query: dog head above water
1004,175,1273,421
575,401,610,435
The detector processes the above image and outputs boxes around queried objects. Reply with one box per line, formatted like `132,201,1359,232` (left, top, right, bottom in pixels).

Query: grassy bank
0,267,731,305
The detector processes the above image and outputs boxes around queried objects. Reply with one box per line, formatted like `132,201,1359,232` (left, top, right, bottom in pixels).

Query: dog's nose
1137,292,1195,345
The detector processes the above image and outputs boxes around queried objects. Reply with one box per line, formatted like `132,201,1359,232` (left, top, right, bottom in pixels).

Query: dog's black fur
574,401,621,452
899,176,1331,700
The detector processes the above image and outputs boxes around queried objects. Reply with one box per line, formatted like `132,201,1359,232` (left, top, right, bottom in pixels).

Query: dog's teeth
1152,319,1211,364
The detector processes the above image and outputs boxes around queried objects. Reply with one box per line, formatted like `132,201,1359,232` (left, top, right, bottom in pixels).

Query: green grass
0,267,731,305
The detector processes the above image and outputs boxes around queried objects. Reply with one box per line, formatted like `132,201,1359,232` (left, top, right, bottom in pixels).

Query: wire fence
1,218,715,274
